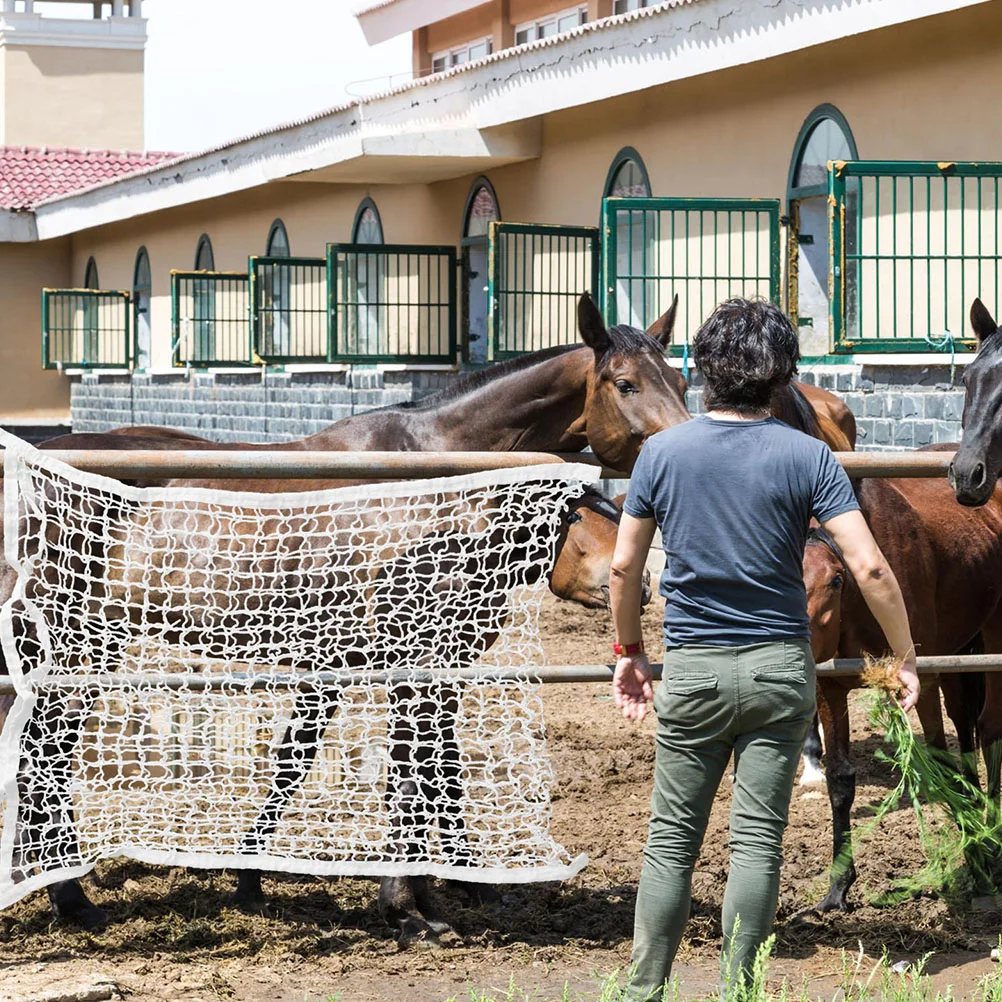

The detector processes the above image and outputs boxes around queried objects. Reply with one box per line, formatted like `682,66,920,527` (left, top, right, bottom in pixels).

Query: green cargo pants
627,639,816,1001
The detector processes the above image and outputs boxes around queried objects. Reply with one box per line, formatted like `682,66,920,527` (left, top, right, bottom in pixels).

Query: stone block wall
68,363,967,450
70,369,456,443
684,363,965,449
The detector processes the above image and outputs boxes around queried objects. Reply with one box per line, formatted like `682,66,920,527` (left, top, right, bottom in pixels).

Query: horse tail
963,670,987,754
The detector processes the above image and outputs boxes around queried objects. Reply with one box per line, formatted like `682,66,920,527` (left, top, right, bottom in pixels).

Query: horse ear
645,294,679,348
578,293,610,354
971,298,999,343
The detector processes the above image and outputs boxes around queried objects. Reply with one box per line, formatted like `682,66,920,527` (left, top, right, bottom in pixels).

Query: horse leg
814,680,856,913
437,683,500,906
233,686,335,911
15,689,106,928
799,714,825,786
378,683,454,946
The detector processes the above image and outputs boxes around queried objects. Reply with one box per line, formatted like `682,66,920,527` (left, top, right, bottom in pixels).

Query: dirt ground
0,595,1000,1002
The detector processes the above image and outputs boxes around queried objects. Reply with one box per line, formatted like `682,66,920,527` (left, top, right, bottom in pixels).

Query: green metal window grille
829,160,1002,353
327,244,457,364
600,197,781,354
41,288,131,370
171,271,252,367
250,256,326,363
487,221,599,359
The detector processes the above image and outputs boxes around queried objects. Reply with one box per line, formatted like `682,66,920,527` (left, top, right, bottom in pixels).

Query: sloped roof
0,146,177,211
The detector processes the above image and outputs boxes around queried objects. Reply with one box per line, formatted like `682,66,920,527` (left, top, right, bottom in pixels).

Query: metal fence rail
327,243,457,364
249,256,327,363
0,448,954,480
829,160,1002,352
487,221,600,358
600,196,781,354
41,289,131,369
171,271,252,367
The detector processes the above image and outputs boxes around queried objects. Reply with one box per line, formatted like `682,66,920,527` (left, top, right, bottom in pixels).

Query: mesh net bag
0,432,595,908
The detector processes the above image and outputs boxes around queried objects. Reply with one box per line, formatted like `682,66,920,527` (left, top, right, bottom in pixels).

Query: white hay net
0,433,595,908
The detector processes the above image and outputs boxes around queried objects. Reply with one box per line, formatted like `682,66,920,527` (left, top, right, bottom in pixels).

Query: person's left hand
613,653,653,723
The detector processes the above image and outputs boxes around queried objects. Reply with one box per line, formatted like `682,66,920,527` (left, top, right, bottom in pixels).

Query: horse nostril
947,462,957,489
973,463,987,489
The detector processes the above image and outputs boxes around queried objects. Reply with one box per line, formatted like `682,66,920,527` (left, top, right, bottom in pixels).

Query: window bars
41,289,131,369
829,161,1002,352
600,197,781,355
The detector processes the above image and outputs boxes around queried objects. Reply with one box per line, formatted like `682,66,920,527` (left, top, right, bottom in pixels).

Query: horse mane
773,384,852,452
383,344,583,412
381,325,663,414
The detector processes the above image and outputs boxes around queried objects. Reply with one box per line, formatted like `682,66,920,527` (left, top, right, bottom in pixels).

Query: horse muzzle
949,452,996,507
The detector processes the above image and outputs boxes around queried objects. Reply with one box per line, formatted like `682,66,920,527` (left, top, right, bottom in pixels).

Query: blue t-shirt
624,415,860,648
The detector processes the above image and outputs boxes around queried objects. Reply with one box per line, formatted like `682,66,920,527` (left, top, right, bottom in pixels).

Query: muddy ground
0,595,999,1001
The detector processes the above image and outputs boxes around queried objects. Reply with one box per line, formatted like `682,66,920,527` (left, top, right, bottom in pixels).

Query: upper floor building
356,0,660,79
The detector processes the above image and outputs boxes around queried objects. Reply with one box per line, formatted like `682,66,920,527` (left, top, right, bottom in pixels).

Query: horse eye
615,379,637,395
831,574,843,589
565,511,583,524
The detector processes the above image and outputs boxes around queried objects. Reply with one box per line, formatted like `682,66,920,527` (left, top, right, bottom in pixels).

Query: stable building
3,0,1001,447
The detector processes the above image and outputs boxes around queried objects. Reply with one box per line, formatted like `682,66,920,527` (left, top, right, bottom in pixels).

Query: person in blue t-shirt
609,298,918,999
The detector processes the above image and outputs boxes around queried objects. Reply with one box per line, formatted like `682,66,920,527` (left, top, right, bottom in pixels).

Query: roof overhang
355,0,488,45
0,210,37,242
27,0,998,242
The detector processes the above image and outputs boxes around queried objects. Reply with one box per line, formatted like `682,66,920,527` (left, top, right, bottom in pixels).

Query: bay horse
1,293,681,936
802,470,1002,912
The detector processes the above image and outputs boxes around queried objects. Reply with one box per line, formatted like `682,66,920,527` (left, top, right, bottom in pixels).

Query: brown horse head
802,528,848,663
577,293,689,472
950,298,1002,506
550,490,651,610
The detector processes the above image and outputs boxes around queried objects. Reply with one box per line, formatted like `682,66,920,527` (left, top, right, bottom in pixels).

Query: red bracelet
613,641,645,656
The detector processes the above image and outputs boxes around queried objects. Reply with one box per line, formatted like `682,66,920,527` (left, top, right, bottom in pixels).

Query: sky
36,1,413,153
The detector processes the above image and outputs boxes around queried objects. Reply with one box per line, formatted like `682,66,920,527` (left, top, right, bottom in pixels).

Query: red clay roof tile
0,146,178,211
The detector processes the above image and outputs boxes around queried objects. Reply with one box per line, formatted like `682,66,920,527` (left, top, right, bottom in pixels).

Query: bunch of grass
858,657,1002,899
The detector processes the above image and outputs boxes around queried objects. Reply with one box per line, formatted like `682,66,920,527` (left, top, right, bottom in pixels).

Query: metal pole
0,450,955,481
4,654,1001,696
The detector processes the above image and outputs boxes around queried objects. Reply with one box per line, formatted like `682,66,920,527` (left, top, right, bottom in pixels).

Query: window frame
786,103,859,204
84,256,99,289
514,4,587,44
266,219,290,257
431,36,493,73
603,146,652,198
194,233,215,271
352,197,385,245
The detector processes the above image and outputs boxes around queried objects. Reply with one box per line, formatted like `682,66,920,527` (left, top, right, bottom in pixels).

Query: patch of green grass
439,940,1002,1002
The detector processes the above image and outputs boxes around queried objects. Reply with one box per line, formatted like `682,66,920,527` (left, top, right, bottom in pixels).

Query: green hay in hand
856,660,1002,902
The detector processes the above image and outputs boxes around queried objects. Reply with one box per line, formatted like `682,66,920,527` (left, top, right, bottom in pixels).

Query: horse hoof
56,898,107,931
814,891,852,914
232,891,268,915
397,916,444,951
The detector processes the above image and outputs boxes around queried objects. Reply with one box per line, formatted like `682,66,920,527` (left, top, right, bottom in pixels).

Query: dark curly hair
693,298,799,414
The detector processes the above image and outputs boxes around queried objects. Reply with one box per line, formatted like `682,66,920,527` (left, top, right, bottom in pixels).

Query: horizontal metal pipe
1,654,999,696
0,450,955,480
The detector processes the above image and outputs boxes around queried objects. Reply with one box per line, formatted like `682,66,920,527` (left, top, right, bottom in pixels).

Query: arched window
347,199,385,357
786,105,858,353
193,235,215,360
461,178,500,363
604,146,651,198
194,233,214,270
604,148,652,329
82,257,100,362
133,246,152,369
352,198,384,244
266,219,290,257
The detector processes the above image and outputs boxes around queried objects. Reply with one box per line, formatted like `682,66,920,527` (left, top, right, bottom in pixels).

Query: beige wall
54,0,1002,374
0,239,72,422
2,44,143,149
424,3,495,58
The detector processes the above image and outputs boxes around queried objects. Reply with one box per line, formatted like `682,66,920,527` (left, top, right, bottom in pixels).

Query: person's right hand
895,651,920,712
613,654,653,723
